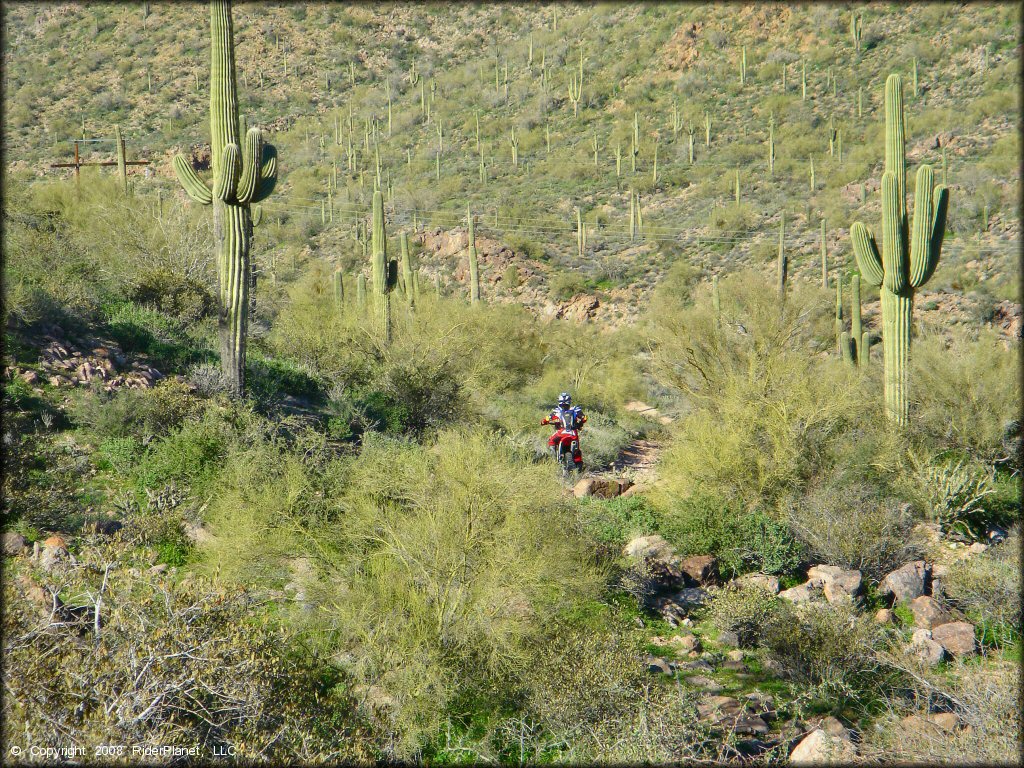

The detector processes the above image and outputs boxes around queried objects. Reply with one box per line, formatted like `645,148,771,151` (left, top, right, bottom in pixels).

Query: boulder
678,659,714,673
931,621,977,656
817,716,851,740
697,696,743,720
2,532,27,556
906,629,945,665
645,655,674,675
623,535,675,562
909,595,954,629
671,633,701,653
685,675,723,693
807,565,862,596
573,477,631,499
790,728,857,764
680,554,717,584
778,580,822,603
727,714,770,735
717,630,740,648
879,560,930,603
738,573,780,594
743,693,776,721
40,537,73,573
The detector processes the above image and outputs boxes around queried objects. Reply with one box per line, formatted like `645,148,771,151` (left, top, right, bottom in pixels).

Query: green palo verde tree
850,74,948,425
173,0,277,395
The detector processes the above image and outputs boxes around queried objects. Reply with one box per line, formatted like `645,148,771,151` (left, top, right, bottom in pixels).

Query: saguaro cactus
356,273,367,307
850,74,949,424
173,0,277,395
400,232,415,308
820,219,828,288
371,189,394,343
333,268,344,307
114,125,127,195
468,208,480,304
776,212,787,296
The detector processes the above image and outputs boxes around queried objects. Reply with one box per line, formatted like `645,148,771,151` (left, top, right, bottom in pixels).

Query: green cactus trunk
776,212,787,296
114,125,127,195
850,74,949,425
333,269,344,307
371,189,392,344
401,232,415,308
835,274,844,356
468,208,480,304
356,273,366,307
172,0,277,396
851,273,863,357
820,219,828,288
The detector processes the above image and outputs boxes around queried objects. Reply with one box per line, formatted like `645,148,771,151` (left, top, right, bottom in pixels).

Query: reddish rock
680,554,717,584
879,560,930,603
931,621,977,656
909,595,954,629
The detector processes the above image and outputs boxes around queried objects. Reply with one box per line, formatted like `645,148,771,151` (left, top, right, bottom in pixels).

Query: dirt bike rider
541,392,587,466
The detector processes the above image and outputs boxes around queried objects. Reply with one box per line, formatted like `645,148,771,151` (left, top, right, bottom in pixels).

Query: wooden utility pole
49,137,151,188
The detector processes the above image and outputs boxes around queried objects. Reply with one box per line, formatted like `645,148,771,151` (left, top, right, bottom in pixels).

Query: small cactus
113,124,127,195
333,269,344,308
468,207,480,304
777,212,787,296
820,219,828,288
400,232,415,308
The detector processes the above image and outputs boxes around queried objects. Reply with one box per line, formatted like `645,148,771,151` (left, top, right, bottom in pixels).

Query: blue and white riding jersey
549,405,585,430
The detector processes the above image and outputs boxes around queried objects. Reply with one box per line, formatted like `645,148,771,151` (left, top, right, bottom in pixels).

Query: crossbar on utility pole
48,138,151,186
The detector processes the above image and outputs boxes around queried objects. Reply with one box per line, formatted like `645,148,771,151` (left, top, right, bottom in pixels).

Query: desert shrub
911,329,1020,465
708,582,791,648
907,454,997,538
942,529,1020,648
657,494,804,578
762,602,889,703
71,379,202,441
517,629,711,762
574,494,658,546
133,414,229,494
786,482,920,580
127,267,216,323
549,271,588,299
199,428,603,758
95,436,140,475
865,654,1020,765
2,545,367,762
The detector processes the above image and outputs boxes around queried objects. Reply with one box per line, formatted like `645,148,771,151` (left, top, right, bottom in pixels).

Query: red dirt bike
543,421,584,477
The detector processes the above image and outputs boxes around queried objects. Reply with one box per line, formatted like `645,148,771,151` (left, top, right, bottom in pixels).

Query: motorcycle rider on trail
541,392,587,467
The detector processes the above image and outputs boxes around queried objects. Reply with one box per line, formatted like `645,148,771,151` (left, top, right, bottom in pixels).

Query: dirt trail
591,401,674,487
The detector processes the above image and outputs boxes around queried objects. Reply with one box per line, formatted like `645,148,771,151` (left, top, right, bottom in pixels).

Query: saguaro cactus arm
851,223,885,286
174,155,214,204
213,143,242,202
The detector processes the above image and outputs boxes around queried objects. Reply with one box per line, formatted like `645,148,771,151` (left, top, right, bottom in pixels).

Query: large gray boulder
879,560,930,603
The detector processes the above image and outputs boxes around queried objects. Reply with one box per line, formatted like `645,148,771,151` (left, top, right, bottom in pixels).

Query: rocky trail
572,401,671,500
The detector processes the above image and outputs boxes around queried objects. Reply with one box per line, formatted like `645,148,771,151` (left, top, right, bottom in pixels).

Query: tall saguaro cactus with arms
850,74,948,425
173,0,277,395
